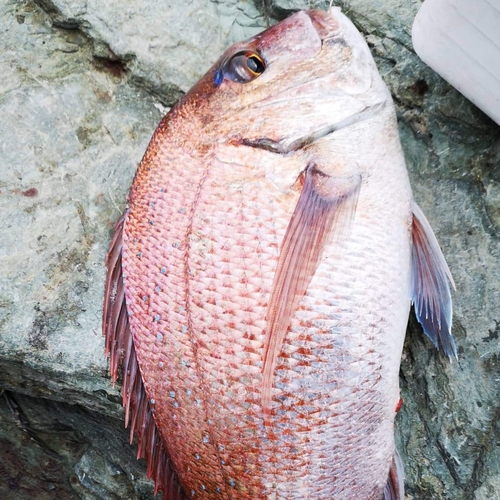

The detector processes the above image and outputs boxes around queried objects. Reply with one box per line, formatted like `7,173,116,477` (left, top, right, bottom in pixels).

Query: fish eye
219,50,266,84
245,54,265,76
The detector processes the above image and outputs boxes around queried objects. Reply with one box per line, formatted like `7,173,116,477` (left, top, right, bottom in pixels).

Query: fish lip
240,100,387,154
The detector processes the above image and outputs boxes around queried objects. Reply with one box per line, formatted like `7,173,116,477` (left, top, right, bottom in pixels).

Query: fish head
180,8,391,154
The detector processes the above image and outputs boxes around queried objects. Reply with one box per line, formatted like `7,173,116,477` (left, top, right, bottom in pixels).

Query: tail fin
103,213,185,500
383,450,405,500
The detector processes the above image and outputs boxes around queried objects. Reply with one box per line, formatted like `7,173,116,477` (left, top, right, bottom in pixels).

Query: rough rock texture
0,0,498,499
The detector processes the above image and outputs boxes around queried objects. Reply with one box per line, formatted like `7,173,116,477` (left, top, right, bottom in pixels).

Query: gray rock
0,0,498,499
0,391,155,499
34,0,267,104
0,2,165,497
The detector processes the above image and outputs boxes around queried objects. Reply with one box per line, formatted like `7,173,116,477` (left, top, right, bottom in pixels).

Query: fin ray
103,213,185,499
411,201,457,359
383,450,405,500
262,164,361,414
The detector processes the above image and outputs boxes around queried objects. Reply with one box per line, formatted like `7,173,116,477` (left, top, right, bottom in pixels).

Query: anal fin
383,450,405,500
103,213,185,499
411,201,457,360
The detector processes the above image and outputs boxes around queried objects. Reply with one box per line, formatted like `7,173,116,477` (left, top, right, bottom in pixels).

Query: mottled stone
0,391,154,499
34,0,267,104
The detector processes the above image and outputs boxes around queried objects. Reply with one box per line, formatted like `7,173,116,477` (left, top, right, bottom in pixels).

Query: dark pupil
246,56,264,74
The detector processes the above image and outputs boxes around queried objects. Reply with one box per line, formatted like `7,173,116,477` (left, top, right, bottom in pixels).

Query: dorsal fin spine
103,213,185,499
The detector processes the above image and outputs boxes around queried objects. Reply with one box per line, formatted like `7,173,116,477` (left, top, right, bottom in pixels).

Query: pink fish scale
124,155,235,496
183,166,290,497
124,67,409,500
101,8,458,499
255,204,404,499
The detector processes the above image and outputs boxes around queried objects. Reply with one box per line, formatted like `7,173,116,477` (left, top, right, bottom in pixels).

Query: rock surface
0,0,498,499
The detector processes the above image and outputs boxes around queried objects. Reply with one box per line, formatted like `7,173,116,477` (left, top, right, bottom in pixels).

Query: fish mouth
240,100,387,154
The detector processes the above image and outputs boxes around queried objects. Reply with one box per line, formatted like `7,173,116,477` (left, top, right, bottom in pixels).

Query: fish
103,7,456,499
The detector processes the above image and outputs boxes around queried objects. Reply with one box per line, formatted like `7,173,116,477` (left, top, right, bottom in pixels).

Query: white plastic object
412,0,500,126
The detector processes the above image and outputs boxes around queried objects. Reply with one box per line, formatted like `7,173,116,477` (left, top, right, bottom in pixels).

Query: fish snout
306,9,341,41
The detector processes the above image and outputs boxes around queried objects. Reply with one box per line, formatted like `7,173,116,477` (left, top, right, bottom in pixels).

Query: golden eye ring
244,53,265,77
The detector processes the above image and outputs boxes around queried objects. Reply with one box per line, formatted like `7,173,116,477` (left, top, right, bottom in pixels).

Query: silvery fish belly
103,7,456,500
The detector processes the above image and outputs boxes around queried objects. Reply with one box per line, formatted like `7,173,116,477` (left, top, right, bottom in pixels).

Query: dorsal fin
383,450,405,500
411,201,457,360
262,164,361,416
103,213,185,499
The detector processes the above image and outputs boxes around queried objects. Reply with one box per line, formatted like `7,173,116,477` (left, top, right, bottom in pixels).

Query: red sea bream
103,7,456,499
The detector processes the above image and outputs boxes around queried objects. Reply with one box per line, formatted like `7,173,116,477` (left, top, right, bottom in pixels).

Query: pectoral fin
411,201,457,359
262,163,362,415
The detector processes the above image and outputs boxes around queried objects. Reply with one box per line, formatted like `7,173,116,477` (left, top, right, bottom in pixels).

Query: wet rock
0,391,153,499
0,0,498,498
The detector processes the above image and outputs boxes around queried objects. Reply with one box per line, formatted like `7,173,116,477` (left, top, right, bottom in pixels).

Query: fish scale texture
121,103,412,498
